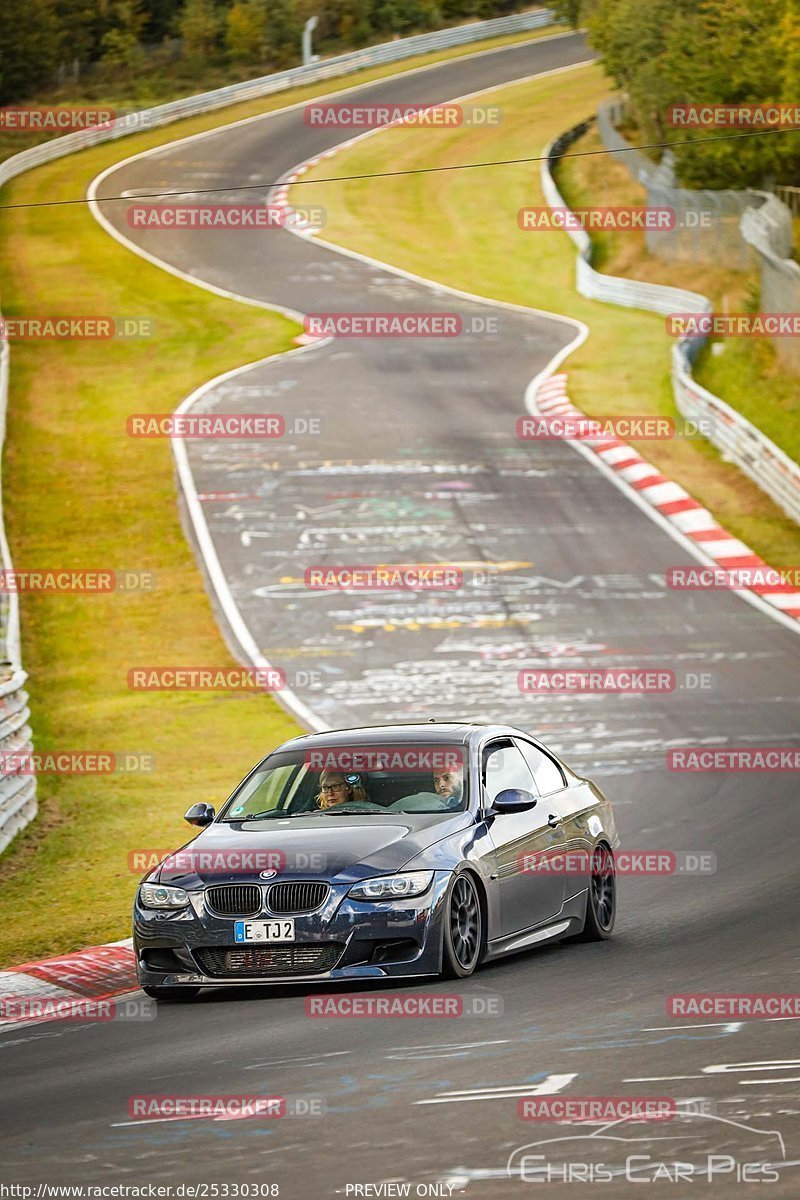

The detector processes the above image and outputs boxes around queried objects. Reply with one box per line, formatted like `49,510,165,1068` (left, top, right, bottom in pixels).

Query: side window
515,739,566,795
482,741,536,804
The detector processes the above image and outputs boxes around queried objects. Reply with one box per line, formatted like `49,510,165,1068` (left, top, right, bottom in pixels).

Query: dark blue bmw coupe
133,722,618,999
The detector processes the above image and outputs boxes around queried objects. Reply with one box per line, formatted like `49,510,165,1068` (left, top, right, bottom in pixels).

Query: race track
3,30,800,1195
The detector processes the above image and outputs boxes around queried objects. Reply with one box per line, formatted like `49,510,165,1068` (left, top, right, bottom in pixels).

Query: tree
138,0,184,42
582,0,800,189
0,0,61,103
225,0,268,64
100,0,146,74
336,0,373,46
179,0,221,64
53,0,106,68
264,0,302,67
549,0,583,26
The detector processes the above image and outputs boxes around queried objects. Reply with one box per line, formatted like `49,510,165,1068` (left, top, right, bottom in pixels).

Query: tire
574,843,616,941
441,872,484,978
142,985,201,1002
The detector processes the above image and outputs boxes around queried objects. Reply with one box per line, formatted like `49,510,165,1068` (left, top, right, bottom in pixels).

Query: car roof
274,722,529,751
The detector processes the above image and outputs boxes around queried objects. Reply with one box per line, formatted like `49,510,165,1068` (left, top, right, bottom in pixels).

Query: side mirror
491,788,537,814
184,802,215,827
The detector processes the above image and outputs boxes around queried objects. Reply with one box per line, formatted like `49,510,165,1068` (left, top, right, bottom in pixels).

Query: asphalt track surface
2,31,799,1196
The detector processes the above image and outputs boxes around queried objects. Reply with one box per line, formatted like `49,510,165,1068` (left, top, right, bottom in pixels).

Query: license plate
234,919,295,943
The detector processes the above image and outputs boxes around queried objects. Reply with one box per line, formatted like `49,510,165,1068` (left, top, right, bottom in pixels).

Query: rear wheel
574,843,616,941
142,985,201,1002
442,872,483,978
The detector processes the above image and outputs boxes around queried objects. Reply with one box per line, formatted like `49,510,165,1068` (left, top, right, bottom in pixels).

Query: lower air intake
195,943,344,978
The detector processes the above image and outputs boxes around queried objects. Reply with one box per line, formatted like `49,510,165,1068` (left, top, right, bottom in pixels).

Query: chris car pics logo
506,1110,787,1185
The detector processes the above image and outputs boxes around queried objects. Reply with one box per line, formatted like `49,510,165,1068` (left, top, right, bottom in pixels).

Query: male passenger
432,760,465,807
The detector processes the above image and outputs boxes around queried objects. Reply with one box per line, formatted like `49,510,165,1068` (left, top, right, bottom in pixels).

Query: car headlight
348,871,434,901
139,883,191,910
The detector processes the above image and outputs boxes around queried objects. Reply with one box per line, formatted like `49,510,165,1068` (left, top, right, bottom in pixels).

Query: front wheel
142,985,201,1002
575,843,616,941
442,872,483,978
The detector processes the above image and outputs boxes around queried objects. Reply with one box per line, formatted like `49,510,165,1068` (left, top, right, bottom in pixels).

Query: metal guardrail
0,9,556,852
541,120,800,527
0,9,554,191
0,338,35,854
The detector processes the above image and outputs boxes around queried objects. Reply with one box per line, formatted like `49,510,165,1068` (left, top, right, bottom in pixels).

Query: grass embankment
556,122,800,474
0,26,576,964
291,62,800,569
0,20,567,163
0,160,301,966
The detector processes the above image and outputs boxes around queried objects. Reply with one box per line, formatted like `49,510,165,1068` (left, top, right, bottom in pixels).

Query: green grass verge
0,26,573,965
0,159,303,967
293,62,800,570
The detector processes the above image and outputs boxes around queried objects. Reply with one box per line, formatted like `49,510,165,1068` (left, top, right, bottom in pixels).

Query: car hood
155,811,473,887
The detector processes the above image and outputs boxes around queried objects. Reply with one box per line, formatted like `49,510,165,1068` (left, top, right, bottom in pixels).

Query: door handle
547,814,562,828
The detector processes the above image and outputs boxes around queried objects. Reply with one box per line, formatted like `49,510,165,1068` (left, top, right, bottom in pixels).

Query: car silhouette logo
259,869,278,879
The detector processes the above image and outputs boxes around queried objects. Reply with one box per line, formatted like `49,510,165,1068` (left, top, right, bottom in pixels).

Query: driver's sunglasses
320,782,347,792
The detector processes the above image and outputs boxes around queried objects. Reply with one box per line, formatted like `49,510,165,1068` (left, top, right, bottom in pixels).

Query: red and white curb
272,152,341,248
0,937,136,1027
534,374,800,620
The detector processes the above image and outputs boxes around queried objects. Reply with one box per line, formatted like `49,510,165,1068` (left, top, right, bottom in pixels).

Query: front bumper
133,872,450,988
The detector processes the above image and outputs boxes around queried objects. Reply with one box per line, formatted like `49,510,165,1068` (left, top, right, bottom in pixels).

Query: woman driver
315,769,369,810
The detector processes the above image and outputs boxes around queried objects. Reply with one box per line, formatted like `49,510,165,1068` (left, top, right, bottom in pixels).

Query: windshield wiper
238,809,290,821
316,805,387,816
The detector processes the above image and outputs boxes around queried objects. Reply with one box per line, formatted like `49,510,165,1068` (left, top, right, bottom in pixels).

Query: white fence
597,100,800,374
0,9,556,852
741,197,800,373
541,121,800,527
596,100,768,271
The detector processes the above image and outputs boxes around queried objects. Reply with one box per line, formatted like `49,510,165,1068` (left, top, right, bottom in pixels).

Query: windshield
218,745,468,820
